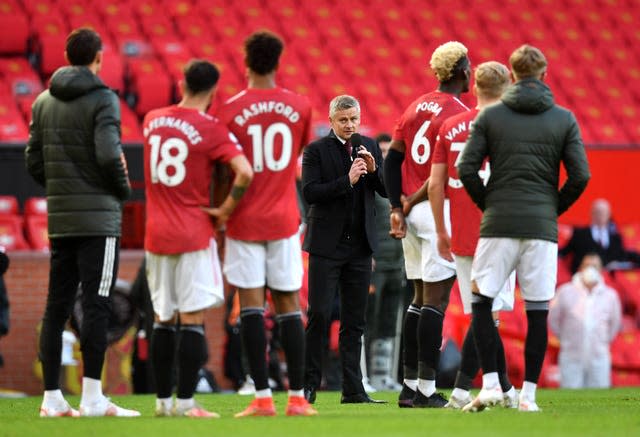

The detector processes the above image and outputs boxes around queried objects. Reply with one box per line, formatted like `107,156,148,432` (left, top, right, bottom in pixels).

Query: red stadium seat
0,0,30,54
127,58,173,117
120,99,144,143
0,214,29,250
0,195,19,215
32,14,68,75
121,200,145,249
25,214,49,251
0,96,29,141
23,197,47,216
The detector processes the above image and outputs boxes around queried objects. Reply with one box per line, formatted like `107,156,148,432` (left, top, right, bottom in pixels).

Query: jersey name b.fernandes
143,105,242,254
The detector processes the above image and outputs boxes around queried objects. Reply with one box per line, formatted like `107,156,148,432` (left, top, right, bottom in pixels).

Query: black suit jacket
301,131,386,257
560,225,640,273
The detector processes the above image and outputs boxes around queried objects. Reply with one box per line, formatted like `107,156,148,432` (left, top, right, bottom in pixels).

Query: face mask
581,265,601,286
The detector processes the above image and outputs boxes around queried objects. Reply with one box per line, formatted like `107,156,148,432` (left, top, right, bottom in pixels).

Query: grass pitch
1,388,638,437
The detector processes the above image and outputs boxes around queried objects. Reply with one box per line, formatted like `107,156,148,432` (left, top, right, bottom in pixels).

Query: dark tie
345,139,352,158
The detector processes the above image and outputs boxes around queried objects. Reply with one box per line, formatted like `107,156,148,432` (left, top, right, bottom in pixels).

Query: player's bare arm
402,178,429,216
428,163,453,261
202,154,253,228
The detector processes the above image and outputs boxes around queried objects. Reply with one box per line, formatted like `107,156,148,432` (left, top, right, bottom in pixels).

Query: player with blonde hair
384,41,471,408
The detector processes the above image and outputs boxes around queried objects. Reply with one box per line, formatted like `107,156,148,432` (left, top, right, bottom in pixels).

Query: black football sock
524,306,549,384
240,307,269,391
402,304,421,380
417,305,444,380
277,311,305,391
151,323,176,399
455,326,479,390
176,325,208,400
471,295,498,374
494,319,513,392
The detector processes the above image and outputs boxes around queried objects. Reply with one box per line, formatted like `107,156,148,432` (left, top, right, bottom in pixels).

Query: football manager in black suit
302,95,387,404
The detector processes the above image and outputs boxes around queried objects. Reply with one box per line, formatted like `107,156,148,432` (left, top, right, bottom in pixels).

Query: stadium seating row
0,195,48,250
0,0,639,143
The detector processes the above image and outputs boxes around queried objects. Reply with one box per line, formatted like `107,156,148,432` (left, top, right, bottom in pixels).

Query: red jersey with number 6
392,91,468,196
143,106,243,254
433,108,490,256
217,87,312,241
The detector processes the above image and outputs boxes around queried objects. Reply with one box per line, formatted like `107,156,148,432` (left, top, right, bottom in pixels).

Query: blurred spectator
366,133,405,392
550,253,622,388
560,198,640,273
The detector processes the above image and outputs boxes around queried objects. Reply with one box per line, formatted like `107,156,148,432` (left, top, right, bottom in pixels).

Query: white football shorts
401,200,456,282
223,233,303,291
471,237,558,302
146,239,224,322
455,254,515,314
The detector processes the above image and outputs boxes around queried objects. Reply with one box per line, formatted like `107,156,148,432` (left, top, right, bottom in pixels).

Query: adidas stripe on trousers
40,236,120,390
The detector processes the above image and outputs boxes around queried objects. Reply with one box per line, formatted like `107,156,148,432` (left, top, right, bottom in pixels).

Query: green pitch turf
1,389,638,437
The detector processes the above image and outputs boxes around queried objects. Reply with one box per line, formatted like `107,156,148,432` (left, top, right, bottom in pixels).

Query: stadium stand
0,0,638,143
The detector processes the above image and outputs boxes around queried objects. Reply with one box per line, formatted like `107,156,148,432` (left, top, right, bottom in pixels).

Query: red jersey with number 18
143,106,243,254
217,87,312,241
392,91,468,196
433,108,490,256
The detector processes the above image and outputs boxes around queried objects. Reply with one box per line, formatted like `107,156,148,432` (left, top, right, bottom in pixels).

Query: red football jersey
393,91,469,196
433,108,490,256
143,105,243,254
217,87,312,241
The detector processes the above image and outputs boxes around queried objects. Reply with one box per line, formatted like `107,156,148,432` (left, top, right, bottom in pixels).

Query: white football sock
451,387,470,400
288,389,304,398
255,388,272,399
176,397,194,410
482,372,500,389
403,378,418,391
521,381,537,400
43,389,65,406
417,378,435,397
80,377,103,405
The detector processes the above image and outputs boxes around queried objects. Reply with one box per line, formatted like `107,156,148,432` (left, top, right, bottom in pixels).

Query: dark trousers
40,236,119,390
367,268,405,340
304,248,371,396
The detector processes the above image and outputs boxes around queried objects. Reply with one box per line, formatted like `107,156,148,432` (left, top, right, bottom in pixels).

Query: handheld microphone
350,133,362,161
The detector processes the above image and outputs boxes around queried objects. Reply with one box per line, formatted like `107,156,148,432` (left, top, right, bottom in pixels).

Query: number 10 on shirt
247,122,292,173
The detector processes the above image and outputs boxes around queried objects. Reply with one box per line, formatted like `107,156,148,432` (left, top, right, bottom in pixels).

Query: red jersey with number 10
392,91,468,196
433,108,490,256
217,87,312,241
143,106,243,254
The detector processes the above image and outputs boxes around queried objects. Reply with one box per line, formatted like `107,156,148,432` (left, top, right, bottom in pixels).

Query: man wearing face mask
549,253,622,388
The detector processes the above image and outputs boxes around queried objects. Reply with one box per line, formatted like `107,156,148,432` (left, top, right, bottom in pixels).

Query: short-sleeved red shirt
217,87,312,241
393,91,468,196
143,106,243,254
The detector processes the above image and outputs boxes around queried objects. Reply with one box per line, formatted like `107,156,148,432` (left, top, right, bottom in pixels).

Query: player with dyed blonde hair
429,61,517,410
383,41,471,408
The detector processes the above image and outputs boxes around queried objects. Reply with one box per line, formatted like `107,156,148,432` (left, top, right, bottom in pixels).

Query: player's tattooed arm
202,155,253,228
230,184,248,200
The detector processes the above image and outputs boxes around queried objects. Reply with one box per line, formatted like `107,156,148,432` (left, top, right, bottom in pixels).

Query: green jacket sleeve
25,100,45,187
94,91,131,201
457,111,488,211
558,113,590,215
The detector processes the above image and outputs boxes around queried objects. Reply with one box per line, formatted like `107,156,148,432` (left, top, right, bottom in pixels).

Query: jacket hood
501,78,554,115
49,66,108,101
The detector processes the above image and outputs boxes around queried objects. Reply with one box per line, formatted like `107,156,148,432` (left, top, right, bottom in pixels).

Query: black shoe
412,390,448,408
304,387,317,404
398,383,416,408
341,393,388,404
